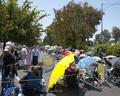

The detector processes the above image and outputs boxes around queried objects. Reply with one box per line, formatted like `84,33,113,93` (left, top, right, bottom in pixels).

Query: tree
0,0,46,48
112,26,120,43
101,29,111,42
45,1,102,49
95,34,101,44
95,29,111,44
43,28,54,45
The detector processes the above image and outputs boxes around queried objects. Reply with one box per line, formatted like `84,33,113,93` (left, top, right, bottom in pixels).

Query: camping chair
1,76,20,96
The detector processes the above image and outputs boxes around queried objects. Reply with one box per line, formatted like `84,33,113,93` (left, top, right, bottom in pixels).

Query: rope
1,78,42,83
0,73,78,83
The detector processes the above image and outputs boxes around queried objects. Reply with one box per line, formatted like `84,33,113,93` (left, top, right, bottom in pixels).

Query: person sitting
64,63,79,87
19,65,44,96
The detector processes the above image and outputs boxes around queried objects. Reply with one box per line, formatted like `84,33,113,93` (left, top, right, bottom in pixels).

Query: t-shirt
32,48,39,57
3,54,16,76
3,54,15,67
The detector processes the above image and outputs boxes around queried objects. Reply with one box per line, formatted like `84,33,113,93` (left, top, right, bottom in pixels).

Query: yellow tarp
48,53,75,90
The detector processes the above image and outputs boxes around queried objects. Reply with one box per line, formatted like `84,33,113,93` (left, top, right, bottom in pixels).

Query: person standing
1,46,17,93
2,47,17,77
31,47,40,65
24,47,32,66
20,45,27,66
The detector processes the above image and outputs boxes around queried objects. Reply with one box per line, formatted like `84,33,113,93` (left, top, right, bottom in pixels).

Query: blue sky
19,0,120,39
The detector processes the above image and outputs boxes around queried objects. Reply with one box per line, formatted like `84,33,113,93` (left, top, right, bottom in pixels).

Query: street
45,68,120,96
41,52,120,96
0,51,120,96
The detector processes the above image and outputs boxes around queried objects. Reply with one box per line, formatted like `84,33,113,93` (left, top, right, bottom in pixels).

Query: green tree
0,0,46,48
95,29,111,44
43,28,54,45
112,26,120,43
101,29,111,42
95,34,101,44
45,1,102,49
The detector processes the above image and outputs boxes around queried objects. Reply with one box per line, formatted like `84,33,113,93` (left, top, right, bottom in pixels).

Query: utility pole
101,3,120,33
101,3,103,33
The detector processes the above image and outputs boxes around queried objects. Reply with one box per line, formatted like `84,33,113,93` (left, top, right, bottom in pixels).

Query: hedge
93,42,120,56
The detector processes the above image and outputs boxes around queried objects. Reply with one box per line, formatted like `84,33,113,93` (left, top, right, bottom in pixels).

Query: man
19,66,44,96
2,47,17,78
1,47,17,95
31,47,40,65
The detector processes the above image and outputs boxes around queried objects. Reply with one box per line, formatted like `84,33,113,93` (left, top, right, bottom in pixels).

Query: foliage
95,34,101,44
44,1,102,49
112,26,120,43
43,28,54,45
0,0,46,47
95,29,111,44
101,29,111,42
94,43,120,56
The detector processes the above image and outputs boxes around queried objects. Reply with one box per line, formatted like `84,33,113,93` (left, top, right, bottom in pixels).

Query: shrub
93,42,120,56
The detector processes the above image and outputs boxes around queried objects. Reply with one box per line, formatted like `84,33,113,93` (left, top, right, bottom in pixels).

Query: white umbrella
105,55,117,60
93,56,101,62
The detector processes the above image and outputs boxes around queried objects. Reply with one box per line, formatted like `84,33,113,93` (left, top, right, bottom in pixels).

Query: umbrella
112,58,120,68
108,57,120,66
105,55,116,60
77,56,96,69
63,51,71,56
93,56,101,62
48,53,76,90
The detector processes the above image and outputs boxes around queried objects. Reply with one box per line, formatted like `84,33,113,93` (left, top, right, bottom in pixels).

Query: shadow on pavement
50,87,86,96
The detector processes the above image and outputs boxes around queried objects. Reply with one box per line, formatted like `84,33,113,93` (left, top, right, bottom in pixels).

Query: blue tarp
77,56,95,69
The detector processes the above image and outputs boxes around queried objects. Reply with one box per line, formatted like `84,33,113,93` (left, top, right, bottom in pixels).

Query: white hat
5,46,11,49
23,45,26,48
4,48,9,51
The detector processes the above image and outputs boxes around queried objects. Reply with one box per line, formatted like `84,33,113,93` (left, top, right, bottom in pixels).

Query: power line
101,3,120,33
103,3,120,5
103,3,120,10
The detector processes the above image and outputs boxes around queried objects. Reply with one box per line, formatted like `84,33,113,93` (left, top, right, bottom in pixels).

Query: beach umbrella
77,56,96,69
48,53,76,90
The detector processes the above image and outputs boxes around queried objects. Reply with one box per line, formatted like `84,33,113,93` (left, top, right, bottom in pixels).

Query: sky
19,0,120,40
